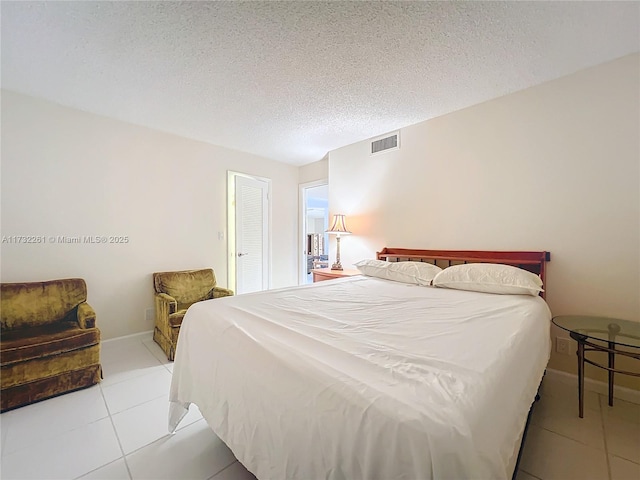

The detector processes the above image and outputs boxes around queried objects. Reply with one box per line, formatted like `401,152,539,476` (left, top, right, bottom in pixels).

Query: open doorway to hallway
299,181,328,284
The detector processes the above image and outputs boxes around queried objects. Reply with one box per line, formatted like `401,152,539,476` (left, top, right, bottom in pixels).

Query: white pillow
432,263,544,296
354,259,442,286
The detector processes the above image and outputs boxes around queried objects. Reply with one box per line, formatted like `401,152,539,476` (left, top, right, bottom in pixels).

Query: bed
169,248,552,479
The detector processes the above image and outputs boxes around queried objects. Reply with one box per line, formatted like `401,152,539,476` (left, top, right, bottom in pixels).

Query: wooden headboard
376,248,551,298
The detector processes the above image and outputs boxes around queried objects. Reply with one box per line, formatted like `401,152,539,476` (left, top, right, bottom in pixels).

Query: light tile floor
1,333,638,480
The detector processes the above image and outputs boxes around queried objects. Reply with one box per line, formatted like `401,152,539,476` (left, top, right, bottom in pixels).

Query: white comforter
169,277,551,480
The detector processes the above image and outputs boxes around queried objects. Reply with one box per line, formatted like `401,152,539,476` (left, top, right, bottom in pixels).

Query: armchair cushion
169,310,188,328
1,279,87,330
154,269,217,307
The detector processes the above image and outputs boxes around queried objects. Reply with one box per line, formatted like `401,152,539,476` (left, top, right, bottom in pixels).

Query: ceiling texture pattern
2,1,639,165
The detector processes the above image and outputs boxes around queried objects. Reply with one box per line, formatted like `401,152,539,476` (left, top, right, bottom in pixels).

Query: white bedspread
169,276,551,480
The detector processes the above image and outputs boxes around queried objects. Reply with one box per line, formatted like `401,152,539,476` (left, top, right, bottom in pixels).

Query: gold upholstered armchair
0,278,102,412
153,268,233,360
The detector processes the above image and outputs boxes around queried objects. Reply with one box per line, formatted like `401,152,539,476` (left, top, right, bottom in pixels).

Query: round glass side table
552,315,640,418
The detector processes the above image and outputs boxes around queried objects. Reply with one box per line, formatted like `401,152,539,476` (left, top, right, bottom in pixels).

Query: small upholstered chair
153,268,233,360
0,278,102,412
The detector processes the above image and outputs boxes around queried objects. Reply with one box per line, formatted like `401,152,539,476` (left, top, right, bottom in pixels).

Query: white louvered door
235,175,269,294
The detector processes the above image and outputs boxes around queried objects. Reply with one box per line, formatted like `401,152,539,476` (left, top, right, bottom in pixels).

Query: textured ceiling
2,1,639,166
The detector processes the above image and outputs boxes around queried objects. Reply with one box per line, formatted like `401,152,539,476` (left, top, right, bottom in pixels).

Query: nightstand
552,315,640,418
311,268,361,283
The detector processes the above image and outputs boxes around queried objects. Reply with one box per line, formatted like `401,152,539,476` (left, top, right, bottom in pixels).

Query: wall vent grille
371,131,400,155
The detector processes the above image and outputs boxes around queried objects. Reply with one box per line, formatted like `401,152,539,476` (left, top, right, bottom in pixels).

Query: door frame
227,170,272,293
298,179,328,284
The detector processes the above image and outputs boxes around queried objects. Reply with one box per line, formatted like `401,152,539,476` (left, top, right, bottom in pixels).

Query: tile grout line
206,458,240,480
140,337,167,360
104,389,171,417
1,401,111,459
99,357,134,480
100,348,173,417
519,467,543,480
99,419,218,477
100,338,193,471
99,366,167,389
114,416,207,460
140,340,174,373
105,389,171,416
112,336,176,479
599,394,613,480
102,338,185,477
72,458,128,480
207,460,239,480
100,348,167,389
70,384,131,480
537,424,604,451
3,335,223,480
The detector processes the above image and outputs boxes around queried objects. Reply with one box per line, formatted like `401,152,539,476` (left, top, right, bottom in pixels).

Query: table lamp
326,214,351,271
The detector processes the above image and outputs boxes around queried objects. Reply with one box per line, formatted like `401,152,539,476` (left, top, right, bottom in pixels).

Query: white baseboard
545,368,640,405
102,330,153,344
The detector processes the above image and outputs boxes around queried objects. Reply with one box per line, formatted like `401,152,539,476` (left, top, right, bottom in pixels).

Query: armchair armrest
155,293,177,320
77,302,96,329
212,286,234,298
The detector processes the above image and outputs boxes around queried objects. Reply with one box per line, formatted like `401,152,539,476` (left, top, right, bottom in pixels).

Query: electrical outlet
145,308,154,324
556,337,571,355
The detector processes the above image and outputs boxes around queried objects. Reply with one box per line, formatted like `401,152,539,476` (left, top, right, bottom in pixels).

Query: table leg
577,339,585,418
608,340,615,407
607,323,620,408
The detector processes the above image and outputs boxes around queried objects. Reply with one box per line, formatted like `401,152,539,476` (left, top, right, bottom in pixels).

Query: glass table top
552,315,640,349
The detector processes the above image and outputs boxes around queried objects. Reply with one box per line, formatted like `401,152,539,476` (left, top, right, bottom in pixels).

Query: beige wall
1,91,299,340
298,157,328,184
328,54,640,388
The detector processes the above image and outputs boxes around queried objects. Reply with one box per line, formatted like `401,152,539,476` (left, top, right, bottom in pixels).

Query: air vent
371,131,400,155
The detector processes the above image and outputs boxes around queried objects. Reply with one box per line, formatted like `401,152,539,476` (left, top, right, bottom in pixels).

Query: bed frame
376,248,551,478
377,248,550,298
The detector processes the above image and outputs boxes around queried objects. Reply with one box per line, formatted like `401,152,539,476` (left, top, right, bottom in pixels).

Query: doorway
299,180,329,284
227,171,270,294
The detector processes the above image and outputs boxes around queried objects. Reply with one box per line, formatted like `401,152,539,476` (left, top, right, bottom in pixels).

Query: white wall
328,54,640,388
1,91,299,340
298,157,328,184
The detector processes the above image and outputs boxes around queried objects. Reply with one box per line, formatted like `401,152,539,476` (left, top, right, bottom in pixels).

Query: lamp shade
326,214,351,235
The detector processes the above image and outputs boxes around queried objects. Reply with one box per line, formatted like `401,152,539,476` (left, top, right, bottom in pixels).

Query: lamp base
331,263,343,271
